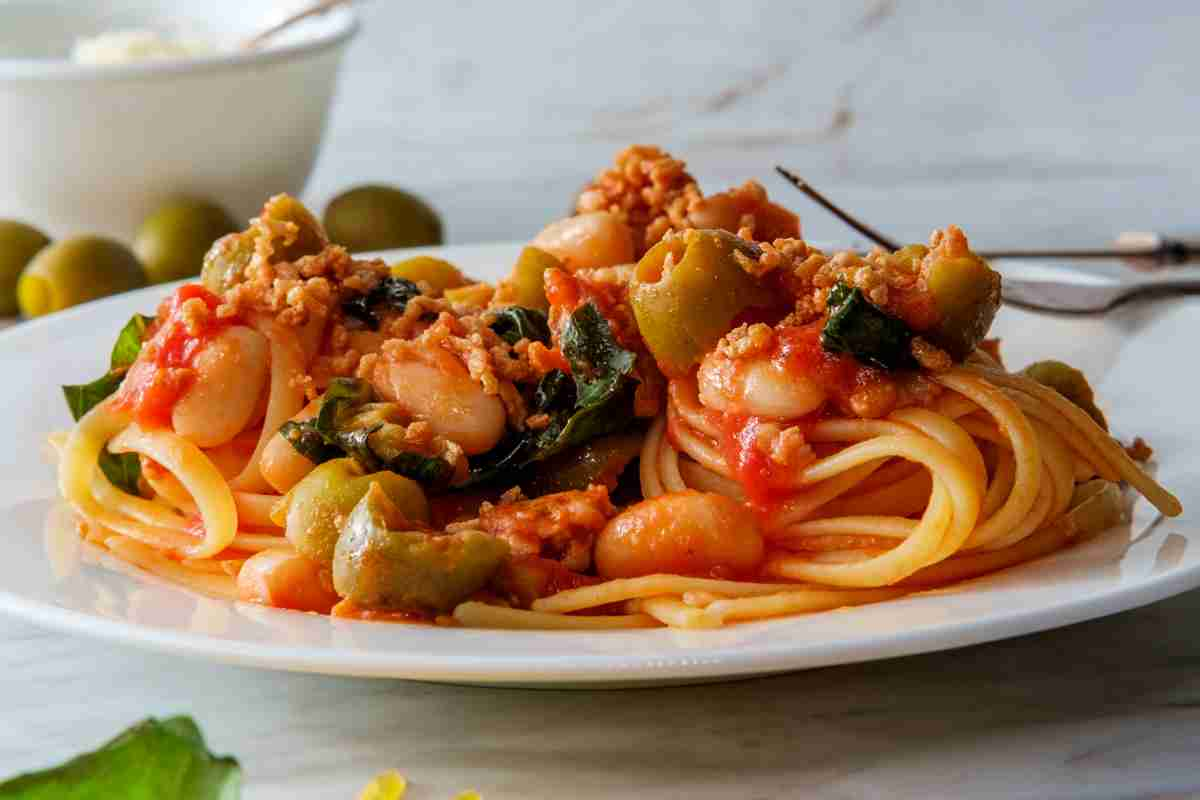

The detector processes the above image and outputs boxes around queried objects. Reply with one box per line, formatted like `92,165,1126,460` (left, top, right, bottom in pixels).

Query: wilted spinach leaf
341,276,421,331
279,378,453,487
821,281,916,370
467,302,638,485
489,306,551,345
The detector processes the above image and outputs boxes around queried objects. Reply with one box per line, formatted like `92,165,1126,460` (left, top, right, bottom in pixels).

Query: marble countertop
4,1,1200,797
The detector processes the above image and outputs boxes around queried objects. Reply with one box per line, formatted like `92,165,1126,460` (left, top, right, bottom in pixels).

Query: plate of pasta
2,146,1198,685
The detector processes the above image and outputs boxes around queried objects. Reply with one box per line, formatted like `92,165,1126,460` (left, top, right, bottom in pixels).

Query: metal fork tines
1000,270,1200,313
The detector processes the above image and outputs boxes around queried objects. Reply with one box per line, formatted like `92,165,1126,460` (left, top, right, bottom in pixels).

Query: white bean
371,346,506,455
172,326,270,448
697,349,826,419
532,211,635,270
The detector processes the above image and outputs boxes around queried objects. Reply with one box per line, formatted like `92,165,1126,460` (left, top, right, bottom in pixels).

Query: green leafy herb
489,306,551,345
60,314,155,496
468,302,638,485
821,281,916,370
279,378,453,487
0,715,241,799
341,276,421,331
62,373,124,423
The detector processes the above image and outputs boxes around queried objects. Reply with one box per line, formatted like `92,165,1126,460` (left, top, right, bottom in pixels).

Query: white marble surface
4,1,1200,797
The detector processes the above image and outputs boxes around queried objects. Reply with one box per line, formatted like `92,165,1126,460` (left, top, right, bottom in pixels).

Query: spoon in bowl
241,0,355,50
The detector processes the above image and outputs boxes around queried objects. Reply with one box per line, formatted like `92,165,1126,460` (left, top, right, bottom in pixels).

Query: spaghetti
51,146,1181,630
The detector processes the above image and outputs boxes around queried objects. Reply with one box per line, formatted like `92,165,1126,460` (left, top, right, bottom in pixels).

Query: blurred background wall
306,0,1199,250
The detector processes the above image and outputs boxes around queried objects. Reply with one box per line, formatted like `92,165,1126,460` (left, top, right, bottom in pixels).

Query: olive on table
333,483,509,614
631,228,777,376
17,236,146,318
282,458,431,565
390,255,465,296
0,220,50,316
323,185,443,253
134,197,237,284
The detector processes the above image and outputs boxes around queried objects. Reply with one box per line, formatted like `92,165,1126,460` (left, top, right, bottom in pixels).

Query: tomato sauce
718,414,808,510
716,321,894,510
111,284,237,428
773,321,888,410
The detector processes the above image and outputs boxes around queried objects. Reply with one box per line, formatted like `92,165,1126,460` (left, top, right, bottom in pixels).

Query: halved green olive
631,229,776,376
494,246,559,311
323,185,443,253
333,483,509,613
283,458,430,565
17,236,145,318
1022,360,1107,430
923,250,1001,360
390,255,465,296
0,220,50,316
134,198,237,284
200,194,326,293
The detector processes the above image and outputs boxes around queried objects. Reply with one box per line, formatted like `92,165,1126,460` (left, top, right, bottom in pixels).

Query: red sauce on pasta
773,321,894,415
718,415,806,510
111,284,237,427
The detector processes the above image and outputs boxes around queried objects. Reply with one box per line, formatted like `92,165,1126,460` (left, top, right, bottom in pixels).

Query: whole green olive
323,185,443,253
134,198,237,284
17,236,146,318
0,220,50,316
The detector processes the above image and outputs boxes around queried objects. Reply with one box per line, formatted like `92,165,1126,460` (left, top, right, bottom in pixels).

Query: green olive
390,255,465,296
283,458,431,565
494,246,559,311
17,236,146,318
134,198,237,284
200,232,254,295
1022,360,1108,430
923,250,1001,360
263,194,328,263
333,483,509,613
200,194,326,294
631,229,777,376
0,220,50,316
323,185,443,253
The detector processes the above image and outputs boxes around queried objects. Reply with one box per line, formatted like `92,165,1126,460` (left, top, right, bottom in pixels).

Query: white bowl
0,1,358,238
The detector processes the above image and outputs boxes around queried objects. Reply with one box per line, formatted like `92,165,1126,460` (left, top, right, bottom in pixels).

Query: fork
1000,269,1200,313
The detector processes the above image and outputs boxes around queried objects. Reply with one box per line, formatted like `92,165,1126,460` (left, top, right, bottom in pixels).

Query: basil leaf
61,314,155,422
341,277,421,331
61,313,155,497
109,314,155,371
98,453,144,497
489,306,551,345
62,373,124,423
821,281,916,370
0,715,241,799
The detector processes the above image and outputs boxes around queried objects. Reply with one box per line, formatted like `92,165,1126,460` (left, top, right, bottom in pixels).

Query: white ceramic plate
2,242,1198,686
